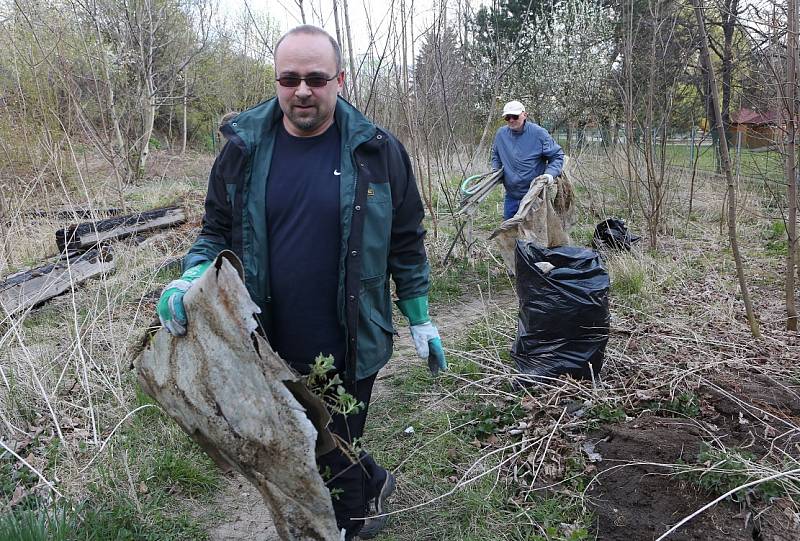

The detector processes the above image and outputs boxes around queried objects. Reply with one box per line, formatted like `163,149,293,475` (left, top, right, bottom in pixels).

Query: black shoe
357,472,396,539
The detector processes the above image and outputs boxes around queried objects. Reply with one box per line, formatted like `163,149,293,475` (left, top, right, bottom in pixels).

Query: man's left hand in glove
396,296,447,375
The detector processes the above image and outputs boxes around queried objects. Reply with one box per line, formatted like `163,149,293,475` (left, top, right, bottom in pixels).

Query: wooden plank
55,206,186,253
0,248,115,317
23,207,124,221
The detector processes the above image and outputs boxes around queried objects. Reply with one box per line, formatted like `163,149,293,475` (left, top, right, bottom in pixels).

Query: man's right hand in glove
157,261,212,336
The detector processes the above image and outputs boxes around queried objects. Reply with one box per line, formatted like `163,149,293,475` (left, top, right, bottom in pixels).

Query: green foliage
77,491,207,541
429,258,507,305
368,379,538,539
680,445,792,503
611,262,646,296
648,392,700,418
459,401,524,440
765,220,788,256
585,403,626,428
0,504,73,541
149,450,219,497
306,354,364,416
1,449,43,511
522,493,593,541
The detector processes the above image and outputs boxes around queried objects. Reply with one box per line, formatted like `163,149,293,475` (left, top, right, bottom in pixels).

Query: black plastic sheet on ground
512,241,610,382
592,217,640,251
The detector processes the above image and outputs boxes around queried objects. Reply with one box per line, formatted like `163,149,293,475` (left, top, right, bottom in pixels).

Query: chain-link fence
549,126,784,182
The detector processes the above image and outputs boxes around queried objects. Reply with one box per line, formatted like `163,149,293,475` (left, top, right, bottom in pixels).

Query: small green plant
765,219,788,256
585,403,626,428
680,445,789,502
648,392,700,418
0,504,73,541
306,355,364,416
459,401,523,440
523,493,593,541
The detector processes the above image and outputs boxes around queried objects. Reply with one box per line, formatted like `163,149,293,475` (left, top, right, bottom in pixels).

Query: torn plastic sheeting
490,171,574,275
136,251,339,541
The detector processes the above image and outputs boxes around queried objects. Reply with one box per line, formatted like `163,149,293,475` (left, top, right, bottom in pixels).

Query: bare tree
693,0,761,338
782,0,798,330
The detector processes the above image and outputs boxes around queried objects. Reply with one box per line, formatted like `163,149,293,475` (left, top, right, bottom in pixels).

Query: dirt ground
589,370,800,541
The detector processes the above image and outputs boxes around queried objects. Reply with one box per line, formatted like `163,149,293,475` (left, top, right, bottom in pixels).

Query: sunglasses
276,74,338,88
504,114,520,121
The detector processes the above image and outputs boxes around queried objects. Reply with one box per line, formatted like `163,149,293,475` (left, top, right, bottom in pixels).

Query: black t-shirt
265,122,345,373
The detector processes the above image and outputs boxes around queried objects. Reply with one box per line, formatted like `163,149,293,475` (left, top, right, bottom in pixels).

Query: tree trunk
138,71,156,177
785,0,798,331
342,0,359,107
720,0,739,153
693,0,761,338
182,71,188,155
331,0,347,101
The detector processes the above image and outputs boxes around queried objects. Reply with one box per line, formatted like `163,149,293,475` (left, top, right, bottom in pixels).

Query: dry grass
1,143,798,539
365,146,800,540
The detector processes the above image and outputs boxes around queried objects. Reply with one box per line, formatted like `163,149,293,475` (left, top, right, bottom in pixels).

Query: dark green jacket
185,97,430,381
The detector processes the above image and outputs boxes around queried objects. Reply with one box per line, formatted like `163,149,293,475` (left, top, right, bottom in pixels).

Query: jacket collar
222,96,376,155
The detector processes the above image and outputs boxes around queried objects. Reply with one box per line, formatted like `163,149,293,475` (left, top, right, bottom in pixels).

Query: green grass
428,257,509,305
660,144,783,180
0,384,221,540
367,369,539,540
0,504,73,541
364,306,595,540
765,219,788,256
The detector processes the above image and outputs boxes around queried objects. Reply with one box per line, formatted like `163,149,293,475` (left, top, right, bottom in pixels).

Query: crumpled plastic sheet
136,252,340,541
490,163,576,275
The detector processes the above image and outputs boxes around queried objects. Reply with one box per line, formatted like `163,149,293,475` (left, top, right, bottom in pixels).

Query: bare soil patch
589,416,753,541
588,363,800,541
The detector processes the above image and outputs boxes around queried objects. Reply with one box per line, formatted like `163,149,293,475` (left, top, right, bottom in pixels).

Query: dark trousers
504,195,522,219
317,372,387,539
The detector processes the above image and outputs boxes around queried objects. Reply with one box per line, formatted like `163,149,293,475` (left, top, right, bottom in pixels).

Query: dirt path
203,289,517,540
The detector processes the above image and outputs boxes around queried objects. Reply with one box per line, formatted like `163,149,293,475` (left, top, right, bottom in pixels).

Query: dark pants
317,372,387,539
504,195,522,219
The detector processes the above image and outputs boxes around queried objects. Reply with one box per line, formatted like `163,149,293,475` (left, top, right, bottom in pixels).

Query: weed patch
679,445,798,503
647,392,700,418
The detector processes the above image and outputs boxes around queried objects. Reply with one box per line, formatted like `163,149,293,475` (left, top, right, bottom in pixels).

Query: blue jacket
185,97,430,382
491,121,565,200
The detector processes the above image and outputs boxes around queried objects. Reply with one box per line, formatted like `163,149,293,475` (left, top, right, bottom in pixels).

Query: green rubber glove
396,296,447,375
157,261,212,336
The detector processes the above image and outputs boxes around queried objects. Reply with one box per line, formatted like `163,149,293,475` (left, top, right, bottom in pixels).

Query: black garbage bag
592,217,640,250
512,241,610,382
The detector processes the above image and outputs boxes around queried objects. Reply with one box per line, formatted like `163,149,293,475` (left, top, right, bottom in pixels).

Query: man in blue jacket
491,100,565,219
156,25,446,540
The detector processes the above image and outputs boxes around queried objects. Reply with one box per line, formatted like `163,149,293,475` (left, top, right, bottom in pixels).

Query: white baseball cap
502,100,525,117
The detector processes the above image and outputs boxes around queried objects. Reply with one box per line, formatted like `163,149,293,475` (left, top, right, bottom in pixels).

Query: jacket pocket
356,274,394,378
361,182,392,280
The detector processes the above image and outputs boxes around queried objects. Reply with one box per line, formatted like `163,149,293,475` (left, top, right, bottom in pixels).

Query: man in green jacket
157,25,446,540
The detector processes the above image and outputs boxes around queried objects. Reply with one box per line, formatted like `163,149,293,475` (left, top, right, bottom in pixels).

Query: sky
234,0,466,57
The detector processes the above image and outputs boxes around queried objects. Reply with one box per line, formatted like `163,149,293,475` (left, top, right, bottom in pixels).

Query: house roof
730,108,780,125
